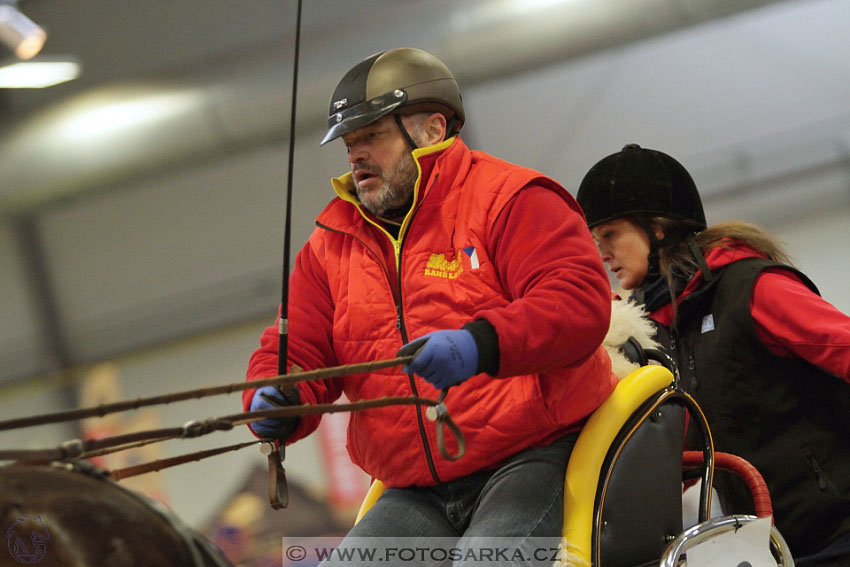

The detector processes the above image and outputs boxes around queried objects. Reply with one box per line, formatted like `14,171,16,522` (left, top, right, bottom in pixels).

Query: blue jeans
324,432,577,566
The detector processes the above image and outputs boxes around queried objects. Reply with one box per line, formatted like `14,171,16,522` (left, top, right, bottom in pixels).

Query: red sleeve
751,268,850,382
477,185,611,377
243,239,343,443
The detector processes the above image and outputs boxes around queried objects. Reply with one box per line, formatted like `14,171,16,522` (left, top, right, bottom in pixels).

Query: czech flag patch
461,246,479,270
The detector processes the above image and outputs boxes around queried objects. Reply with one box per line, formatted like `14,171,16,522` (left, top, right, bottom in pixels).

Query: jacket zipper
316,180,443,484
393,180,442,485
805,450,829,491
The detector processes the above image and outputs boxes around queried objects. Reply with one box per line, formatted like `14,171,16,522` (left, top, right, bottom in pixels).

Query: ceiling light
512,0,582,12
452,0,585,32
53,87,203,143
0,56,80,88
0,2,46,60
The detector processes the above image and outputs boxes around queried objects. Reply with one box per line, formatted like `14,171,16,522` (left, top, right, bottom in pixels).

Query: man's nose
348,143,368,164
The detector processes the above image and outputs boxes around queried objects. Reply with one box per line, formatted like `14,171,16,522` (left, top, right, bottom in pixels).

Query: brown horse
1,462,232,567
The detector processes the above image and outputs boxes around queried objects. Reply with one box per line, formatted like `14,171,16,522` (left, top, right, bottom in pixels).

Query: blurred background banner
317,394,371,513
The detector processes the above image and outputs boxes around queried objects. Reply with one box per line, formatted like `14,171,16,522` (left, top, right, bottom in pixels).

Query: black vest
654,258,850,558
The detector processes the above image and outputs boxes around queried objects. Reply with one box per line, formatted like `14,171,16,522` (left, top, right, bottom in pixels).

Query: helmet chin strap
385,112,458,224
394,114,419,150
367,114,417,224
686,233,714,282
636,214,713,284
446,116,460,138
636,215,662,278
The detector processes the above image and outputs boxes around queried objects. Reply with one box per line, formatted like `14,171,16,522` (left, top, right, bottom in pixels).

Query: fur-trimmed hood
604,299,660,379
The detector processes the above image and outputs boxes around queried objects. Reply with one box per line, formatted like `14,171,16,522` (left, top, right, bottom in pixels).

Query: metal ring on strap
424,389,466,461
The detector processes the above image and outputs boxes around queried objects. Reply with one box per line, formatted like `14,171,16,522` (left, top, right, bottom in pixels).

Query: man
243,47,616,562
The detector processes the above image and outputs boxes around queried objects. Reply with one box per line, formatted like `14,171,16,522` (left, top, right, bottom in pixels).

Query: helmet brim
320,89,408,146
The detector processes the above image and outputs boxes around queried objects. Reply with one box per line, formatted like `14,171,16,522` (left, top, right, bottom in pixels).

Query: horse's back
1,464,230,567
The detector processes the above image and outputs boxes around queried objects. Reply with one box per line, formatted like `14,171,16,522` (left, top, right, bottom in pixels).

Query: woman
576,143,850,567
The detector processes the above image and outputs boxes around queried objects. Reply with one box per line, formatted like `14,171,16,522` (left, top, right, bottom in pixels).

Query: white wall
773,203,850,314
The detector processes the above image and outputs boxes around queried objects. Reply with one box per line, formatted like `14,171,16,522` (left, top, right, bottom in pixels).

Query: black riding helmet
320,47,465,147
576,144,706,230
577,144,710,286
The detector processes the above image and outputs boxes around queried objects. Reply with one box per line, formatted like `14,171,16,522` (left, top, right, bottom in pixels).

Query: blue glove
398,329,479,389
249,385,301,440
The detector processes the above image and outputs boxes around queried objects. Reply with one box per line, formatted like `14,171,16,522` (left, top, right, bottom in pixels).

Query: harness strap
0,395,460,467
0,355,415,432
261,441,289,509
424,389,466,461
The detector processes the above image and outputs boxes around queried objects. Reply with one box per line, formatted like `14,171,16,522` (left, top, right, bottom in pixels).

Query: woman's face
591,218,652,290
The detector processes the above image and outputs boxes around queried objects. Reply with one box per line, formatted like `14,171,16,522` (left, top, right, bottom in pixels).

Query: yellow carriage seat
561,363,715,567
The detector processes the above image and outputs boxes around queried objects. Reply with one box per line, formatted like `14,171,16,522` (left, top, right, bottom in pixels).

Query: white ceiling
1,0,849,385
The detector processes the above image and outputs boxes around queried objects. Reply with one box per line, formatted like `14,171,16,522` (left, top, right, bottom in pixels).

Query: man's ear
423,112,447,145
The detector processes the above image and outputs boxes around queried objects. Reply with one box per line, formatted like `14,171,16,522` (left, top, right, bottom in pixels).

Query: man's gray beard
357,151,418,219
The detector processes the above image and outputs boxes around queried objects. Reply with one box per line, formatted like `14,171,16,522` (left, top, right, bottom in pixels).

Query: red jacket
244,137,616,487
651,242,850,381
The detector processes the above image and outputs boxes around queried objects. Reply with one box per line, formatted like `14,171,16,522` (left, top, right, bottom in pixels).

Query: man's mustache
353,164,380,175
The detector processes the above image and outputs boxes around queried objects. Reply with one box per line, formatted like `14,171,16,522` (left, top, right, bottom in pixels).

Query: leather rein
0,355,467,509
